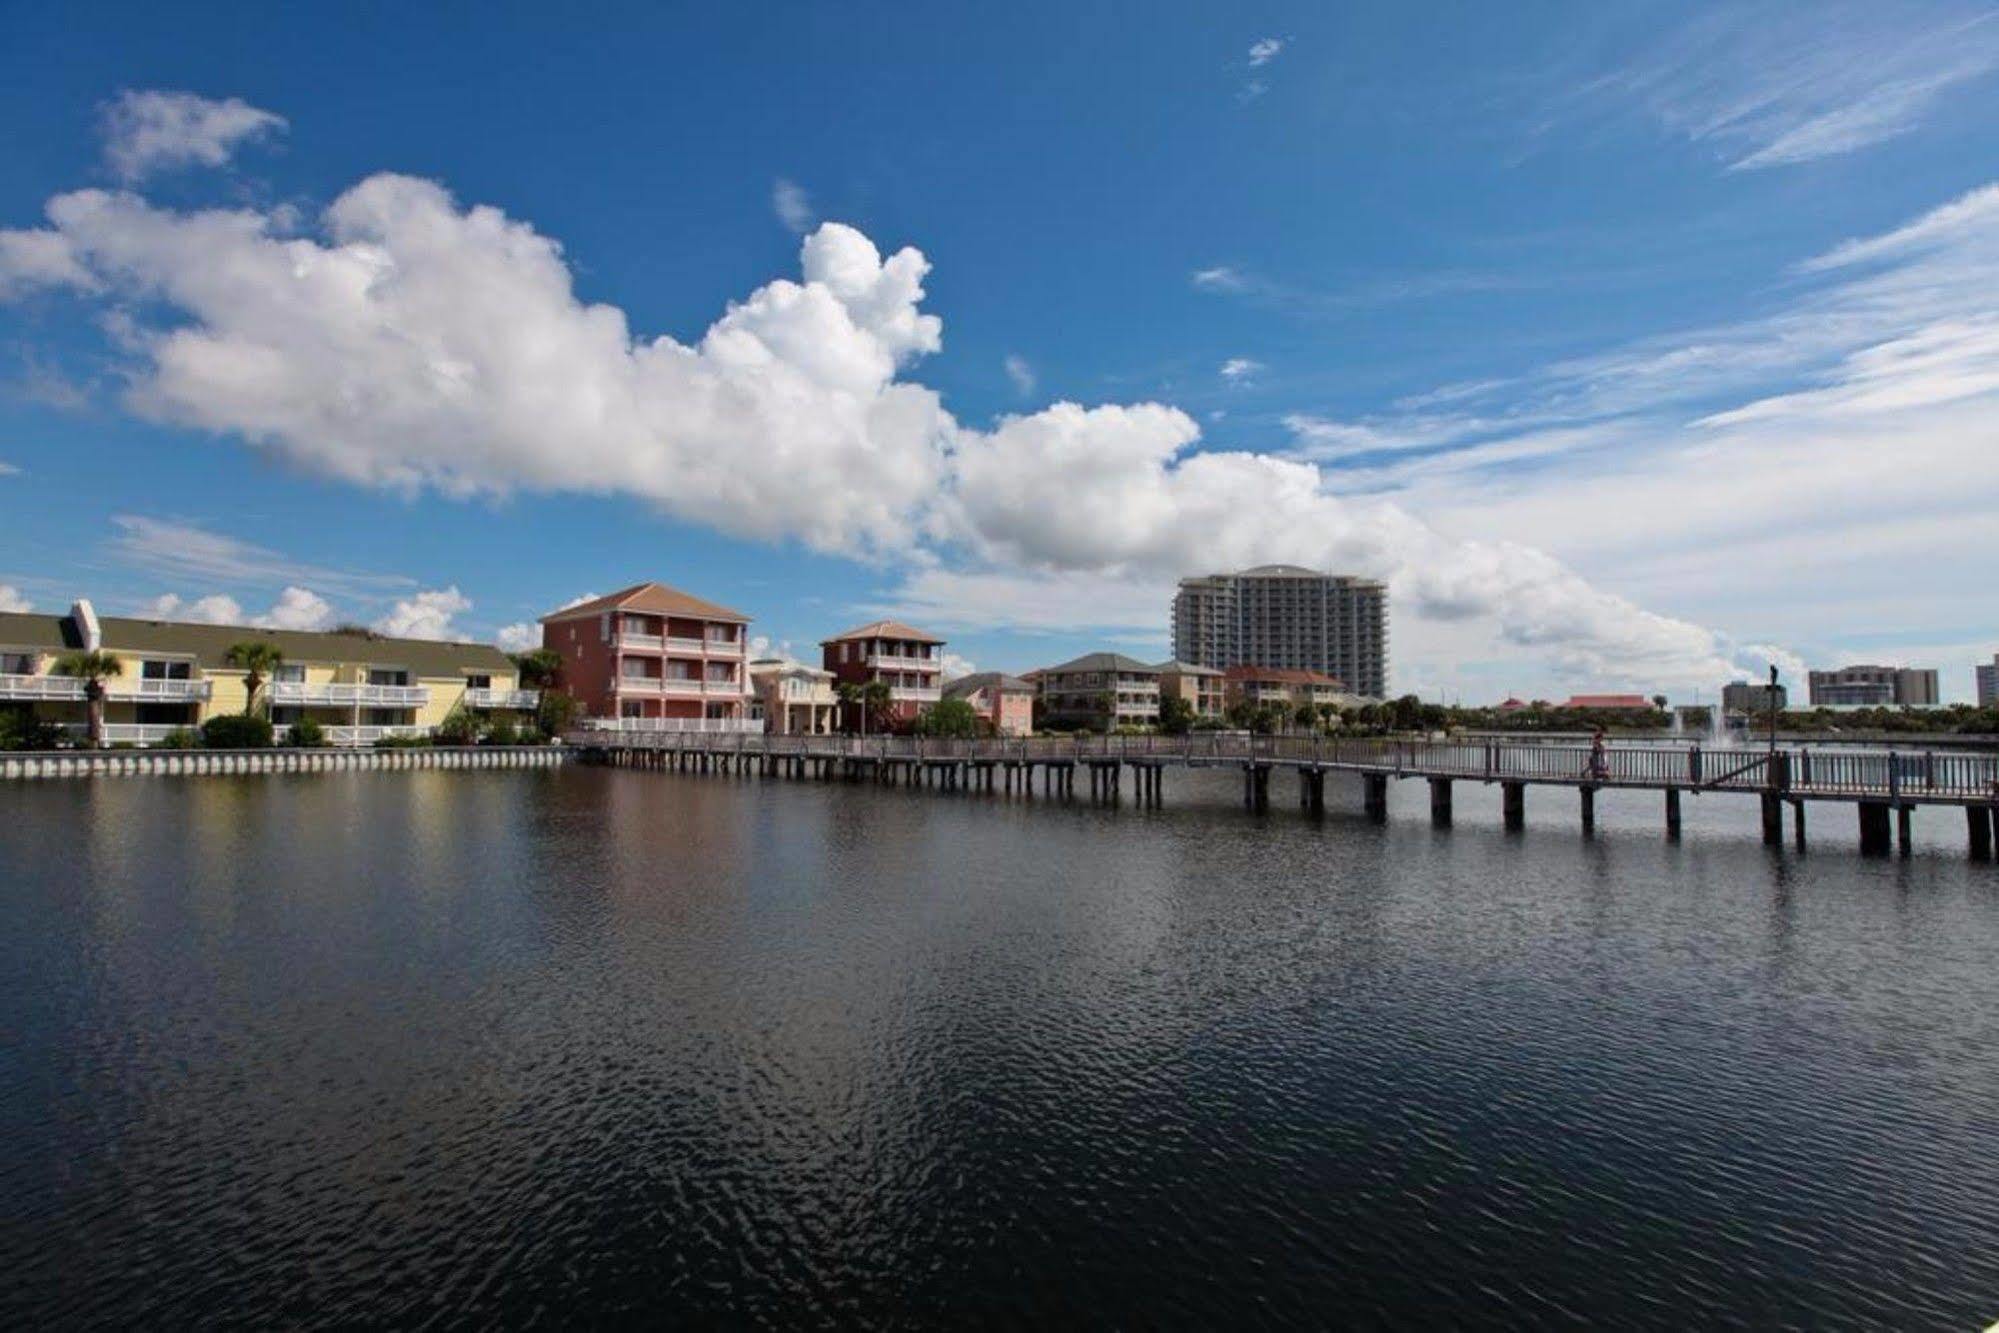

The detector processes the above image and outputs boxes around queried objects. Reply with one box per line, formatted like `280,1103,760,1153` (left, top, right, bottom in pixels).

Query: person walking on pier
1586,728,1609,782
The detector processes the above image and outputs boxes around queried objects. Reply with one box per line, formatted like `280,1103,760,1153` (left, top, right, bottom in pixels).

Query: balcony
0,673,85,701
463,687,539,709
615,631,664,651
110,678,213,702
619,677,743,697
867,653,939,671
583,717,761,735
268,681,430,708
889,686,942,704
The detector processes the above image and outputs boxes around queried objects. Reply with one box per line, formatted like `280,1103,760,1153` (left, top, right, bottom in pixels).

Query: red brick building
820,619,945,732
541,582,753,730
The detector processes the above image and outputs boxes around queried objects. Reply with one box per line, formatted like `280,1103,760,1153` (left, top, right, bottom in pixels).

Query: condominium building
0,599,531,746
1038,653,1162,731
1721,681,1787,715
1807,665,1939,708
542,582,752,729
943,672,1035,737
1171,565,1388,699
821,620,945,731
1155,660,1226,719
749,659,837,735
1978,654,1998,708
1223,665,1349,711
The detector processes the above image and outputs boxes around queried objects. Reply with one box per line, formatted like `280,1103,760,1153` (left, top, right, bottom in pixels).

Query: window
368,668,410,686
466,674,491,689
141,659,191,680
0,652,33,675
275,664,306,683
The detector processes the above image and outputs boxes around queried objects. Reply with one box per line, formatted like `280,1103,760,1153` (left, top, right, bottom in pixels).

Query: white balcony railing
321,725,428,745
0,673,85,700
463,687,539,709
889,686,943,703
584,717,762,735
110,678,213,702
621,677,741,696
60,723,189,744
867,654,940,671
268,681,429,708
616,632,664,651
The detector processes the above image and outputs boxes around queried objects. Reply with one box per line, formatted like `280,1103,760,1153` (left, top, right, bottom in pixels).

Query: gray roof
1041,651,1162,675
0,610,513,677
944,671,1033,698
1152,659,1223,676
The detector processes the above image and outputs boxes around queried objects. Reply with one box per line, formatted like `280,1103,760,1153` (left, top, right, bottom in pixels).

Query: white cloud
0,227,99,299
495,622,539,652
1248,38,1284,67
374,586,473,641
1003,353,1035,396
140,592,245,624
1190,265,1246,292
0,584,32,613
1236,79,1269,104
771,178,814,234
939,650,978,681
1219,357,1263,384
258,585,333,630
137,584,333,630
0,460,18,476
100,90,286,182
108,515,411,597
556,591,599,611
1802,181,1999,271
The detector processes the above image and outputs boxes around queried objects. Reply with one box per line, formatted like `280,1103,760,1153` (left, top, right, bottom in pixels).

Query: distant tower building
1975,654,1998,708
1170,565,1389,699
1807,664,1940,708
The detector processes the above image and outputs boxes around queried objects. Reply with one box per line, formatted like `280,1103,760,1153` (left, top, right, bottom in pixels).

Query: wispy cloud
1248,37,1284,68
1588,4,1999,171
1219,357,1263,384
99,89,286,182
771,177,814,234
1003,353,1035,396
109,515,414,599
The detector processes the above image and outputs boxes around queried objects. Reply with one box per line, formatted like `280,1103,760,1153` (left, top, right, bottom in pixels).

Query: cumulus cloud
772,178,814,233
100,90,286,182
1003,353,1035,395
374,586,473,641
9,137,1894,692
1248,38,1284,67
494,622,539,652
137,584,334,630
0,584,32,613
939,650,978,681
140,592,245,624
0,227,98,299
259,585,334,630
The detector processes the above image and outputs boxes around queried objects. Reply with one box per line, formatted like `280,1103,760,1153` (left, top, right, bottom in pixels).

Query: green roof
0,610,512,678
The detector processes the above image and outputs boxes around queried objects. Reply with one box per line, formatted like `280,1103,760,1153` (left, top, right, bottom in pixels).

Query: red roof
1224,665,1346,687
540,581,750,624
1496,697,1529,711
1559,694,1654,710
821,619,945,644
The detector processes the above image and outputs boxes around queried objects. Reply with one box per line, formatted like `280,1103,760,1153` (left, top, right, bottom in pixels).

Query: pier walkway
571,730,1999,860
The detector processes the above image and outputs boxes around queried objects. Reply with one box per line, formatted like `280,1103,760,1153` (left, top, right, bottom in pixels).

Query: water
5,767,1997,1328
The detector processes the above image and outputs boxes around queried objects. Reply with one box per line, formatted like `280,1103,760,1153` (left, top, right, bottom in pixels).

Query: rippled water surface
5,766,1998,1327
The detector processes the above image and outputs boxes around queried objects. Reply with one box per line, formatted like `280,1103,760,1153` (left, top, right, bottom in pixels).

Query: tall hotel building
1171,565,1389,700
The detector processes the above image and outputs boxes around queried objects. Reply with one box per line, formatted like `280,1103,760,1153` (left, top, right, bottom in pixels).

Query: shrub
201,714,273,749
286,716,328,748
482,716,520,747
0,711,68,750
153,727,202,750
374,732,434,749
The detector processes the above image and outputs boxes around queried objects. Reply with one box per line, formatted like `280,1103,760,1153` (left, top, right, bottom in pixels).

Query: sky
1,1,1995,704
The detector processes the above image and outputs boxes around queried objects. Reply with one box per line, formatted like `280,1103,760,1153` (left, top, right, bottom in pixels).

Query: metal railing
463,687,540,709
111,678,213,701
0,673,86,700
583,717,763,735
567,732,1999,802
268,681,429,707
866,653,941,670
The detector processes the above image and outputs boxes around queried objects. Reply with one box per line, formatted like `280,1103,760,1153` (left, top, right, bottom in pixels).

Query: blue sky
2,2,1996,702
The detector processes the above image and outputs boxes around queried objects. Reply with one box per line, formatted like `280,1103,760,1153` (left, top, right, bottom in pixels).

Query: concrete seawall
0,745,574,780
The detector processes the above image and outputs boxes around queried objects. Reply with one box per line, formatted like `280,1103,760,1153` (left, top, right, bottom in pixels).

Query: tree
916,696,981,738
1225,699,1259,731
1292,702,1319,734
511,648,563,690
52,649,123,749
224,641,285,717
1159,694,1196,736
1389,694,1425,733
201,714,274,749
1651,694,1669,711
436,706,481,745
536,688,581,739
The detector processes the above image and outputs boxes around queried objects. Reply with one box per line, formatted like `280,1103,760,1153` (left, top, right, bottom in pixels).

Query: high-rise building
1171,566,1388,699
1806,665,1939,708
1722,681,1787,715
1976,654,1998,708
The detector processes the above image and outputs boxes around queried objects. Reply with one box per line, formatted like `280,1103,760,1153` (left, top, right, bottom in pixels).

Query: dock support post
1502,781,1525,832
1896,804,1912,857
1664,787,1681,840
1794,800,1808,851
1970,806,1994,861
1580,785,1596,836
1363,773,1388,822
1858,802,1892,856
1429,777,1452,827
1760,792,1783,846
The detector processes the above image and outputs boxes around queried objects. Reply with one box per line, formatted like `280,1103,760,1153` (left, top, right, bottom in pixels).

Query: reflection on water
4,767,1997,1327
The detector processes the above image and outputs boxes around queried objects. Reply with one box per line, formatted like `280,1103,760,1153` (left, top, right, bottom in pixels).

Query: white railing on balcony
617,632,665,651
321,725,429,745
705,637,746,655
0,673,85,700
463,687,539,709
60,723,189,744
621,677,741,696
663,636,707,654
268,681,429,708
889,686,943,703
867,653,940,671
584,717,761,735
110,678,213,701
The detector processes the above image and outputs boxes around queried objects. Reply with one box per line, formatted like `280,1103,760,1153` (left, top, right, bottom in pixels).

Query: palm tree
225,641,285,717
510,648,562,690
861,680,892,735
52,649,123,749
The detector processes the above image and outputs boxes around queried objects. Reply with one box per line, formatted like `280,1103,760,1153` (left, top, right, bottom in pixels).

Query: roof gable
821,618,944,644
542,581,750,624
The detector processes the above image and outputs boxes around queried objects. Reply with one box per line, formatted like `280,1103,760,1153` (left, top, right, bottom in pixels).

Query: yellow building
0,599,534,746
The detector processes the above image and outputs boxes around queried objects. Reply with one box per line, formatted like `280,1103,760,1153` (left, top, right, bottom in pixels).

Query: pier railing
569,731,1999,804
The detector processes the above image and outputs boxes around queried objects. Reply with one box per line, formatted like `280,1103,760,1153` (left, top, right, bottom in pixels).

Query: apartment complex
1172,565,1388,699
1721,681,1787,715
0,599,529,746
749,659,837,735
1223,665,1348,711
1807,665,1939,708
943,672,1035,737
1156,660,1226,720
821,620,946,731
1979,654,1998,708
542,583,751,729
1038,653,1161,731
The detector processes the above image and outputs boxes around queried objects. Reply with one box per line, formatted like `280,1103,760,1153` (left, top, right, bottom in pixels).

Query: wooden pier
572,731,1999,860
